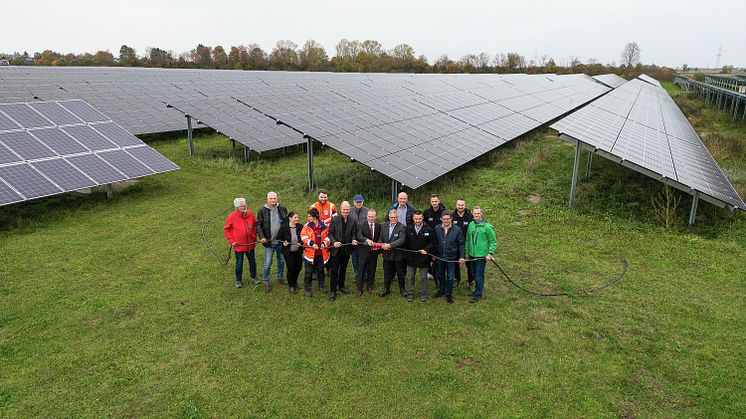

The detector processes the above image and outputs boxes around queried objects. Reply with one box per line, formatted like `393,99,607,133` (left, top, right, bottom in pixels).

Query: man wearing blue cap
350,194,368,278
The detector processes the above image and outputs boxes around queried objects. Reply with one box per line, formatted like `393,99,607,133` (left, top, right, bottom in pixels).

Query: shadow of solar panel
0,130,57,160
66,154,128,184
31,158,97,190
98,149,154,178
28,101,82,125
61,125,117,151
60,100,110,122
92,122,145,147
0,103,53,129
0,163,62,199
0,179,24,205
124,146,179,173
0,111,21,130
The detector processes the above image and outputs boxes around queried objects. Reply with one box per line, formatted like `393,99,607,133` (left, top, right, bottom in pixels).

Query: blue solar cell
60,100,109,122
0,130,57,160
32,158,97,190
66,154,128,184
28,101,82,125
92,122,144,147
30,127,89,155
61,125,117,151
0,103,53,129
0,163,61,199
0,178,24,205
125,146,179,173
0,141,21,165
0,112,21,131
98,149,153,178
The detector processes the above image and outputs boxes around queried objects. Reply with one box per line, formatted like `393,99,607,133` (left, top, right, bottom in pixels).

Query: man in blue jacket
433,211,465,304
385,191,415,227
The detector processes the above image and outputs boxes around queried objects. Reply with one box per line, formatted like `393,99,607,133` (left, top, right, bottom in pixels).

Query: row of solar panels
551,75,746,211
0,99,178,206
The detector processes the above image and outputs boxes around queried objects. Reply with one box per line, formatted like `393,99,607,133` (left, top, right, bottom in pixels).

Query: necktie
370,223,374,239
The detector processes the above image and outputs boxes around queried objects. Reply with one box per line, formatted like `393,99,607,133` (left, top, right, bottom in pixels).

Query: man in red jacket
224,197,258,289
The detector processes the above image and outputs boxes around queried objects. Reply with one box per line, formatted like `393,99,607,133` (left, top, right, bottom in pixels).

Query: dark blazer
404,223,436,268
277,222,303,258
380,222,407,261
434,224,465,260
327,215,358,256
423,204,447,229
451,209,473,239
356,220,382,260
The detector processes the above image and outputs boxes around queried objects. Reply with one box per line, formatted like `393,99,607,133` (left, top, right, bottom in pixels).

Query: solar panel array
1,67,609,188
592,74,627,89
550,78,746,211
637,74,661,88
0,99,179,206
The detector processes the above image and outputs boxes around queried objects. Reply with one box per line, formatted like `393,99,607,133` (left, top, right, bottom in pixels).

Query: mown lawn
1,83,745,417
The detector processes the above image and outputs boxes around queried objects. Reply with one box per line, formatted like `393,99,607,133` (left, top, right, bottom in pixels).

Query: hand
313,244,319,250
334,242,342,248
366,239,373,246
419,249,427,255
382,243,391,250
232,242,238,247
486,254,494,261
352,240,358,246
458,258,465,264
283,241,289,246
260,238,267,244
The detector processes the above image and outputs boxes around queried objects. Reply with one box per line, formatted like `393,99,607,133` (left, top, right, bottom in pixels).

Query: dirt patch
517,209,532,217
527,193,541,204
511,221,526,226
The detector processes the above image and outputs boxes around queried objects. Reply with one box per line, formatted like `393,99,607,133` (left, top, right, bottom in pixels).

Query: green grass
1,88,746,417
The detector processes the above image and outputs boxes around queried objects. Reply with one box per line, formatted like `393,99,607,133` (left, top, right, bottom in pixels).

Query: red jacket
223,209,257,252
300,221,330,264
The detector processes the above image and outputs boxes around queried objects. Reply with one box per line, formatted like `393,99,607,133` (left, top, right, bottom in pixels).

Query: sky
2,0,744,68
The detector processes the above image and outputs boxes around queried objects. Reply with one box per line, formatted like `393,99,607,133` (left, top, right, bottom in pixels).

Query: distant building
0,59,10,66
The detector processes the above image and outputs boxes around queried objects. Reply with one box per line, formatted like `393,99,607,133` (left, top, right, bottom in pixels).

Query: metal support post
585,149,593,178
231,139,236,152
106,183,113,199
243,146,249,162
306,137,314,192
688,191,699,225
391,178,397,204
569,140,581,209
186,115,194,157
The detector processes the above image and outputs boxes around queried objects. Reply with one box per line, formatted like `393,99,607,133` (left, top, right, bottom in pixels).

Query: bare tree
620,42,641,67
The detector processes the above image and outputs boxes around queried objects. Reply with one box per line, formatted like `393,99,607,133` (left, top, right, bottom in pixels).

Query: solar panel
31,158,97,190
0,111,21,131
60,99,110,122
0,163,62,199
0,103,53,129
592,74,627,89
0,99,179,207
550,79,746,211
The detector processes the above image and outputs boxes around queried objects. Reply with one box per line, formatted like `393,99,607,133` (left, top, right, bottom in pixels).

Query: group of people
223,190,497,304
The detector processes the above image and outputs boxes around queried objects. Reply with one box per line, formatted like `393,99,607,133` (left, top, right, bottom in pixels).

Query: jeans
436,260,457,296
471,259,487,299
235,250,257,282
262,242,285,284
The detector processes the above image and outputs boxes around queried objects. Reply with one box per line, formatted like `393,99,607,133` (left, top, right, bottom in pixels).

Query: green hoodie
465,220,497,257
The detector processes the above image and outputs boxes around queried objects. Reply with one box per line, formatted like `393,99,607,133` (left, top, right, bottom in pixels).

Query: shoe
263,283,271,293
378,289,390,297
446,295,454,304
289,287,296,294
469,297,480,304
235,280,243,288
434,291,444,298
305,290,312,297
420,295,428,302
367,287,374,294
339,287,349,294
407,294,414,302
427,273,434,280
399,288,406,297
469,283,476,292
328,291,336,301
318,286,326,293
278,278,286,285
356,290,363,297
251,278,260,285
469,291,476,297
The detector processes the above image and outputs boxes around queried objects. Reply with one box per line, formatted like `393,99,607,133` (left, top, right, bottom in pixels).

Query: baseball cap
353,194,364,203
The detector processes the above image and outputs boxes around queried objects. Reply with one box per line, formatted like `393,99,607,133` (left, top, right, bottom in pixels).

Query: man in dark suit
355,209,381,296
379,209,408,297
327,201,358,301
404,210,436,302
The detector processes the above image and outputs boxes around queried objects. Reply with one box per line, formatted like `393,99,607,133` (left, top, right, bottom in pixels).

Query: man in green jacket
464,206,497,303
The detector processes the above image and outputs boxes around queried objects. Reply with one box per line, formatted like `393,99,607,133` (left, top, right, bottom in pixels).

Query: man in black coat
433,211,465,304
327,201,358,300
451,198,474,290
355,209,382,296
379,209,408,297
404,210,436,302
423,193,447,285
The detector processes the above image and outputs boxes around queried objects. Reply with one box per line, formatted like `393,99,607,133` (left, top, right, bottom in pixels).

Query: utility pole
715,46,722,69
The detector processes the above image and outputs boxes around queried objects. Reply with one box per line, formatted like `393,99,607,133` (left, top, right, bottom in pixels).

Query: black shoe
399,288,406,297
434,291,444,298
339,287,349,294
407,294,414,302
446,295,454,304
305,290,312,297
235,280,243,288
420,295,428,302
378,289,390,297
328,291,336,301
469,297,480,304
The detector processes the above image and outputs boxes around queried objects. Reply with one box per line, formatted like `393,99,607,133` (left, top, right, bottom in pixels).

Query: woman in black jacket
277,211,304,294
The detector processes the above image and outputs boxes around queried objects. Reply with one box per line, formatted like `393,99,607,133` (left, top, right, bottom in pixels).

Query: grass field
1,83,745,417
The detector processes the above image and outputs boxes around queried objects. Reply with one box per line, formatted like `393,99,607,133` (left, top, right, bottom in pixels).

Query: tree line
2,40,676,81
